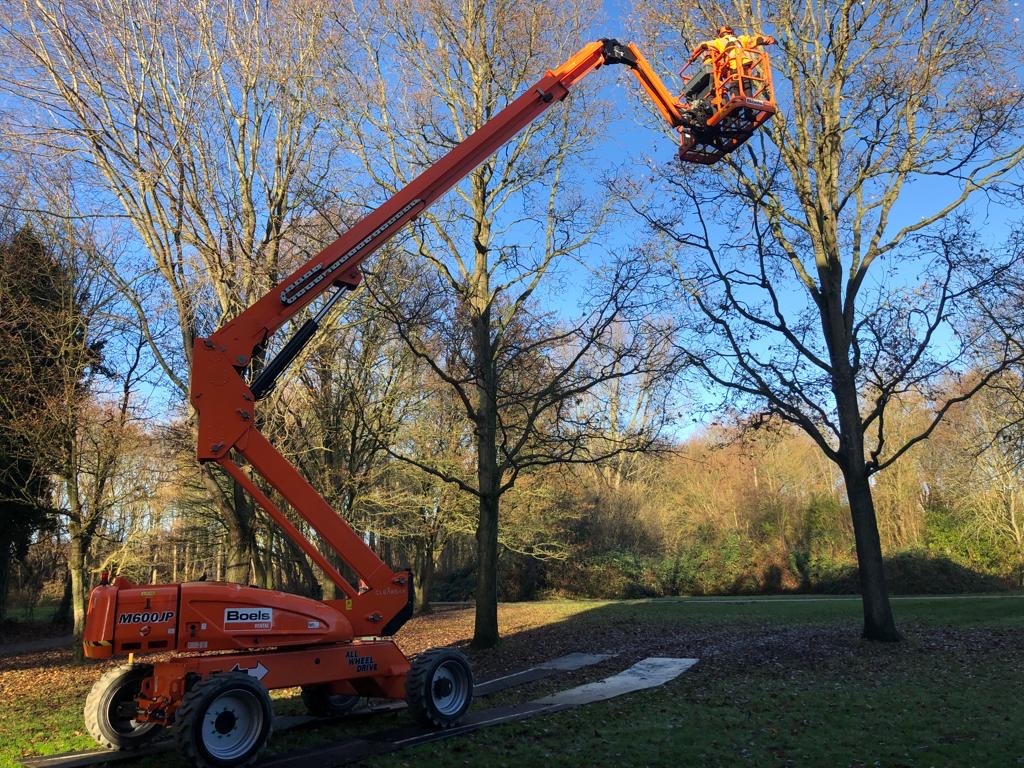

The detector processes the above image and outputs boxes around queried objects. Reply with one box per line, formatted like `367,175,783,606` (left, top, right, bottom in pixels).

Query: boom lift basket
678,41,776,164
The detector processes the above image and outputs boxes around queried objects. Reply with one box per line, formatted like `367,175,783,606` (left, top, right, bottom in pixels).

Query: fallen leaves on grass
2,602,1020,711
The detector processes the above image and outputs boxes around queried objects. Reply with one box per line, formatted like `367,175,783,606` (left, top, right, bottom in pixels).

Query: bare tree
635,0,1024,638
373,380,478,613
1,0,351,581
339,0,677,646
274,250,423,598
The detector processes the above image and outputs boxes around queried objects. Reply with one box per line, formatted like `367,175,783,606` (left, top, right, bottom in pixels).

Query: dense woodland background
1,0,1023,648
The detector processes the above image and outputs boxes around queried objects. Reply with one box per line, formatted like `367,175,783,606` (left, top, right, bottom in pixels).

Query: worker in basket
680,25,775,132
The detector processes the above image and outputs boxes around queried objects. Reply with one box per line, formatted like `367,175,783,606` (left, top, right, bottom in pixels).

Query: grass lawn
0,595,1021,767
0,598,61,626
409,596,1024,767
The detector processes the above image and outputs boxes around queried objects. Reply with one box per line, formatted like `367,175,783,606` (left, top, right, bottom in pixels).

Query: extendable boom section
189,36,776,632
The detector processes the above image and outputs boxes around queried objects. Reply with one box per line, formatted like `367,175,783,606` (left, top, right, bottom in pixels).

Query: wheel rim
109,688,139,734
431,660,470,717
107,676,155,737
201,688,265,761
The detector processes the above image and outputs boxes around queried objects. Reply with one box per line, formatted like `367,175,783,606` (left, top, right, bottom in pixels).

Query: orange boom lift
82,34,775,768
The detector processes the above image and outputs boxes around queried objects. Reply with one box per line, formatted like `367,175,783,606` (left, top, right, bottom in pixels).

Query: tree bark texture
832,363,898,640
68,531,87,662
472,308,501,648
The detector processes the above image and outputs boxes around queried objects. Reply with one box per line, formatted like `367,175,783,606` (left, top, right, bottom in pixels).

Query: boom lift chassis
81,36,775,768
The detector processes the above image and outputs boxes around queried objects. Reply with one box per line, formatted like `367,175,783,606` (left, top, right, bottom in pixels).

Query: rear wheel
175,672,273,768
406,648,473,728
84,663,163,750
300,684,360,717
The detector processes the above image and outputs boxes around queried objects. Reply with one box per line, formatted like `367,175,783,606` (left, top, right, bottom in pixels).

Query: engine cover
176,581,353,652
83,580,178,658
83,578,353,659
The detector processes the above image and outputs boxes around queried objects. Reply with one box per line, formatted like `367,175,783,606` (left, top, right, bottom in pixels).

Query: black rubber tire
175,672,273,768
300,684,361,717
406,648,473,728
84,663,163,750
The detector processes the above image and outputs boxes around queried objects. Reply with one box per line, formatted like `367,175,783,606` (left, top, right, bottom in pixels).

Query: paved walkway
0,634,73,657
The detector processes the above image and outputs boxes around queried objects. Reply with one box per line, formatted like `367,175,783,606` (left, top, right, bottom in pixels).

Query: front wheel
406,648,473,728
84,663,163,750
175,672,273,768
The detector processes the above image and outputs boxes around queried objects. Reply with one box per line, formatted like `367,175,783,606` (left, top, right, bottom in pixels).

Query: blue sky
9,1,1020,439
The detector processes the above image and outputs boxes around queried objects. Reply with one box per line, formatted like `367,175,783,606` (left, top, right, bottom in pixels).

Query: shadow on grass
6,594,1024,767
268,595,1024,767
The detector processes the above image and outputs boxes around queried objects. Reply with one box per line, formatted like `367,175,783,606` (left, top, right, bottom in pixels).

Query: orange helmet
717,25,735,36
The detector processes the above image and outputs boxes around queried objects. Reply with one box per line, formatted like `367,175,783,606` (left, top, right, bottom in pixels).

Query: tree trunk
68,531,88,661
149,540,159,583
281,534,319,598
841,462,900,640
833,370,900,641
418,540,435,614
257,528,273,589
472,306,501,648
201,466,255,584
0,536,10,623
320,550,344,600
224,532,251,583
473,491,500,647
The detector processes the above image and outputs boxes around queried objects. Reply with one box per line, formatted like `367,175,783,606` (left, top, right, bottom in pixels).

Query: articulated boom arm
189,38,774,634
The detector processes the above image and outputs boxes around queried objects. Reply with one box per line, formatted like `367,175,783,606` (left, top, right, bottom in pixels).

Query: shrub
429,563,475,602
811,552,1012,594
546,551,660,599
